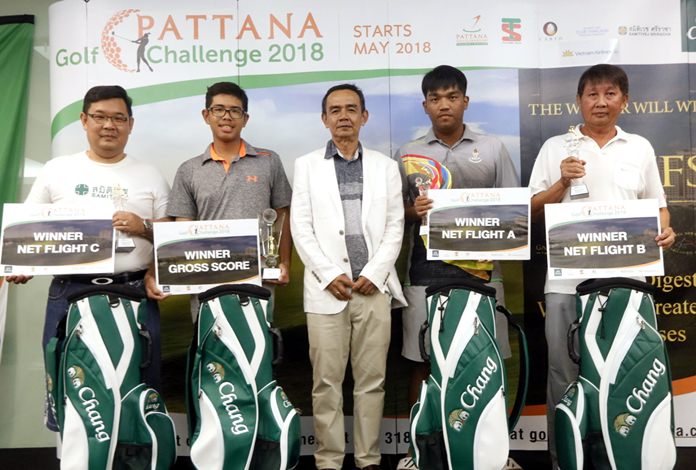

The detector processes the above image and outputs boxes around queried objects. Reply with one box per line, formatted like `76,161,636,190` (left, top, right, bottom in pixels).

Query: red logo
246,175,258,183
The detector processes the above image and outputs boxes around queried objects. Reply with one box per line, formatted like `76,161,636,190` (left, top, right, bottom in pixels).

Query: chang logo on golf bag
626,357,666,414
555,278,676,470
459,356,498,409
206,361,225,383
448,409,470,431
44,285,176,470
613,413,637,437
77,385,111,443
188,284,300,470
67,365,85,388
410,281,529,470
218,381,250,435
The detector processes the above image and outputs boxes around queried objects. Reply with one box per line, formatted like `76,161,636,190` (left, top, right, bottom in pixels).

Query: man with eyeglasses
6,85,170,431
147,82,292,313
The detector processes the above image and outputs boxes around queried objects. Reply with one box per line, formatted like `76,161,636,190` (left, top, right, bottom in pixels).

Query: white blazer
291,146,407,314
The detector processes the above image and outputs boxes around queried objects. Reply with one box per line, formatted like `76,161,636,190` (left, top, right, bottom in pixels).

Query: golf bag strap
270,326,284,366
576,277,655,296
425,280,496,298
496,305,529,429
568,320,581,364
198,283,271,302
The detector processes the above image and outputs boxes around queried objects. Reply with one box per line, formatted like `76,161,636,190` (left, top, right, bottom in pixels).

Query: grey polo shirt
394,126,519,285
167,141,292,220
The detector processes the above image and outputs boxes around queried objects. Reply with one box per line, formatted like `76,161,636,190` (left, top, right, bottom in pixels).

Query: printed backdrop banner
45,0,696,453
0,15,34,365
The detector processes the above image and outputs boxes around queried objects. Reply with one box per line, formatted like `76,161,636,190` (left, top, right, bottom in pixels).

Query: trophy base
570,183,590,200
115,238,136,253
262,268,281,280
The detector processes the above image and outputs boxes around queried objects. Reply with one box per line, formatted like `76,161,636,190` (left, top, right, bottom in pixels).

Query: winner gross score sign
427,188,530,260
154,219,261,294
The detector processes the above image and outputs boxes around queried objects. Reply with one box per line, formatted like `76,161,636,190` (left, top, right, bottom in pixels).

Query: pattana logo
626,357,666,414
459,356,499,408
613,412,637,437
67,365,85,388
448,409,470,431
206,361,225,383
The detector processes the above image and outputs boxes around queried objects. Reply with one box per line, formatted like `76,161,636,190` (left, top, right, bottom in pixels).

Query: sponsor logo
625,357,667,414
246,175,258,183
4,266,12,274
448,409,470,431
185,222,232,236
206,361,225,383
618,25,672,37
75,183,89,196
613,412,637,437
469,148,482,163
459,356,499,408
543,21,558,37
145,391,162,412
683,0,696,51
576,25,609,37
501,18,522,43
218,382,250,435
570,203,627,217
67,365,111,442
457,15,488,46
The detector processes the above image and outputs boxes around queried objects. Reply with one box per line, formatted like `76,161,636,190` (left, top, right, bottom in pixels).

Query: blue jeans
42,277,161,431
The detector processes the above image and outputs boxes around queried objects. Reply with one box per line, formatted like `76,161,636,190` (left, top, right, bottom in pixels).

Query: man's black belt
54,269,147,285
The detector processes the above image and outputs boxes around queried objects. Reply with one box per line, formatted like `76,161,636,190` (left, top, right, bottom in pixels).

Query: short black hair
82,85,133,116
577,64,629,97
421,65,468,98
206,82,249,112
321,83,366,114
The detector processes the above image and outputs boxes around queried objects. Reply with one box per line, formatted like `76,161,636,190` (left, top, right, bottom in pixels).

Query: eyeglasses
87,113,130,125
208,106,246,119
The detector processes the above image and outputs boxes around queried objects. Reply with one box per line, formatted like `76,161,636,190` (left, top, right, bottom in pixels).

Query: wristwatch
142,218,153,233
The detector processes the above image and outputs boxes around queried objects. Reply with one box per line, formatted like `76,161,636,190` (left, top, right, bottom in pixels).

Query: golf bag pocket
188,284,300,470
49,285,175,470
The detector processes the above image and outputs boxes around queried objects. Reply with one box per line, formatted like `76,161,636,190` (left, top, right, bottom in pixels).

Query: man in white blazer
291,84,406,470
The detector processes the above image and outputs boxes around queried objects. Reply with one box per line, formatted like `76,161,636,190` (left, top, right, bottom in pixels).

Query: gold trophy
112,184,135,252
565,126,589,199
259,208,284,280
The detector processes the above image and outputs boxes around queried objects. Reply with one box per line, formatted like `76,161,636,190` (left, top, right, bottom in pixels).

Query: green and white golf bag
187,284,300,470
44,285,176,470
410,280,529,470
555,278,676,470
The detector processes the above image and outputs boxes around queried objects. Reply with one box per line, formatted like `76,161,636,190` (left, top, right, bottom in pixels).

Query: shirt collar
575,124,628,144
203,140,258,165
425,125,476,147
324,140,363,161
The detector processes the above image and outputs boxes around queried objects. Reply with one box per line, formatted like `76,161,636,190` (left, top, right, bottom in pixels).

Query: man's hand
559,157,586,187
354,276,377,296
413,194,434,219
327,274,353,301
144,268,168,301
656,226,676,249
112,210,147,237
264,262,290,286
5,275,33,284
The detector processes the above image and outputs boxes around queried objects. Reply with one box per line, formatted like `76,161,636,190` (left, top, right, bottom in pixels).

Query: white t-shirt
528,125,667,294
26,151,170,273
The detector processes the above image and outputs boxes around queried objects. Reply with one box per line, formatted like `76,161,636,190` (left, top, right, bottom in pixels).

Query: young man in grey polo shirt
394,65,519,470
146,82,292,303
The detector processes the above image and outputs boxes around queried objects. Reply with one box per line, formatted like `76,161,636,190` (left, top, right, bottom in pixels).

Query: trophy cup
414,176,431,228
259,208,284,280
564,126,590,199
112,184,135,252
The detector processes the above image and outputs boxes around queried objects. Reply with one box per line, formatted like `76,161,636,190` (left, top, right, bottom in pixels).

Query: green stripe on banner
50,67,490,137
0,15,34,220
